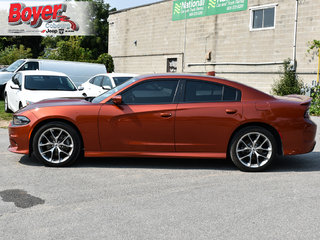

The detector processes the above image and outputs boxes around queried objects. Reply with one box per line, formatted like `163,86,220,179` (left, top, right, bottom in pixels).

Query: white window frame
249,3,278,31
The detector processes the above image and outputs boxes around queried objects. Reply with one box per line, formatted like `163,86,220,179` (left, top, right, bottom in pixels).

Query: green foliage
43,36,93,62
310,84,320,116
96,53,114,72
79,0,116,59
0,45,32,65
308,40,320,52
271,59,303,96
0,101,12,121
0,37,43,57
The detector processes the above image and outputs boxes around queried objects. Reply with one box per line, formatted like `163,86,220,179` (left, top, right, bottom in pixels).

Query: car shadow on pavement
19,151,320,172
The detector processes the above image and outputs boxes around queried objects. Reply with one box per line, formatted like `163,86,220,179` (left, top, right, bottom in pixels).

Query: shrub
271,59,303,96
96,53,114,72
0,44,32,65
310,84,320,116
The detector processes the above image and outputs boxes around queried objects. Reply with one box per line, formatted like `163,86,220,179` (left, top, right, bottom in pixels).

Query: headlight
13,115,30,125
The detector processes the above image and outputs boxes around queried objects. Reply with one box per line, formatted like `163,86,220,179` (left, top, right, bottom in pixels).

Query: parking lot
0,117,320,239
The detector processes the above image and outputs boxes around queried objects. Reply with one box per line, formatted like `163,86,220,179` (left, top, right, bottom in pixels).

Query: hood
23,90,84,103
0,72,14,84
17,98,92,113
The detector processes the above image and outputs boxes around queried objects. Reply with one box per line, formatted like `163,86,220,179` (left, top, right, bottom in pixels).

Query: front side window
101,76,112,88
250,4,276,30
121,80,179,104
25,75,77,91
184,80,241,103
93,76,104,86
19,62,39,71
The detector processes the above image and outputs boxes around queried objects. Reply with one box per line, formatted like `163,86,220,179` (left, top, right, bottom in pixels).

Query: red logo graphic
8,3,79,31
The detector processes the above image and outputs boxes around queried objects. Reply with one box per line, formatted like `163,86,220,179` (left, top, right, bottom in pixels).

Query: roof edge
109,0,171,15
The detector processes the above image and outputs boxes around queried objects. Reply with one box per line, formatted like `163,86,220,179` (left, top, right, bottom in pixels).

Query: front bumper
8,121,31,154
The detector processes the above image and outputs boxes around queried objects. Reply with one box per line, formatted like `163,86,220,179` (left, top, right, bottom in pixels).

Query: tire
229,126,277,172
32,122,82,167
4,93,12,113
19,102,23,110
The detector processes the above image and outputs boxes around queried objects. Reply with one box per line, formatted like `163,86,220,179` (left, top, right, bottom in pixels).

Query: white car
80,73,137,97
4,70,84,112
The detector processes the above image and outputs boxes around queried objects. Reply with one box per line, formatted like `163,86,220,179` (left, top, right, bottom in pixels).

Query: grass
0,100,13,121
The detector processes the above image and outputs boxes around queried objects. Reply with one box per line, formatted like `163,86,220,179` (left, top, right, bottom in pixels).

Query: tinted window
113,77,133,86
184,80,241,102
224,86,241,101
25,75,77,91
102,76,112,88
92,76,104,86
122,80,179,104
185,81,223,102
92,77,138,103
19,62,39,71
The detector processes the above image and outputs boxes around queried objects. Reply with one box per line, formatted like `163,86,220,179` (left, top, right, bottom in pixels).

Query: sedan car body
8,74,317,171
79,73,137,97
4,70,84,112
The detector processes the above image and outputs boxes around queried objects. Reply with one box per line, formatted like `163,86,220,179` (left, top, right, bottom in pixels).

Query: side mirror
112,95,122,105
12,76,19,85
102,85,112,91
78,86,84,91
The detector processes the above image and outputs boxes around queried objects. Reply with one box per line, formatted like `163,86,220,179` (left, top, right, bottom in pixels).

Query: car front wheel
229,126,277,172
32,122,82,167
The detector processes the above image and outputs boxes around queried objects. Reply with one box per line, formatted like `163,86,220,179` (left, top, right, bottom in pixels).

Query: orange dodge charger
8,74,317,171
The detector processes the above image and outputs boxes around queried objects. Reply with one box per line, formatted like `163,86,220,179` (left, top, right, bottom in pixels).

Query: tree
43,36,93,62
0,45,32,65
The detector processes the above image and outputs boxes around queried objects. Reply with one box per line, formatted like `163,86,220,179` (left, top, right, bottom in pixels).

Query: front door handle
226,109,237,114
160,112,172,118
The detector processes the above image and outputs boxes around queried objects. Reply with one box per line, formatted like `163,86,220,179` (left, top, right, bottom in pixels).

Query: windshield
5,59,25,72
113,76,134,86
92,77,138,103
25,75,77,91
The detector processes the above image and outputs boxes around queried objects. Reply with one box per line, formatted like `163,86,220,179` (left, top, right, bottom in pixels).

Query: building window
167,58,177,72
250,4,277,31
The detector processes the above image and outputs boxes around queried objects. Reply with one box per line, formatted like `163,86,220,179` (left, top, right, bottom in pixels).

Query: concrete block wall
108,0,320,93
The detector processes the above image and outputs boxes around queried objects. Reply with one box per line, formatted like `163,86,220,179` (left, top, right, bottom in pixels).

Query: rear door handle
226,109,237,114
160,112,172,118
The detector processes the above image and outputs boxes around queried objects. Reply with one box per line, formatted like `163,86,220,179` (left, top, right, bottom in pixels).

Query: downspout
292,0,298,71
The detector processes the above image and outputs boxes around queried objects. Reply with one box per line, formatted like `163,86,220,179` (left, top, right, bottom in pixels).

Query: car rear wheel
32,122,82,167
229,126,277,172
4,93,12,113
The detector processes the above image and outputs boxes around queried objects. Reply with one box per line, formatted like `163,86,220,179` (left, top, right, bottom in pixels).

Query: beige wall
108,0,320,93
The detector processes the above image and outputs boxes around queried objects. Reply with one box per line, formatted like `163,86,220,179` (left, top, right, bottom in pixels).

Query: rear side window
184,80,241,102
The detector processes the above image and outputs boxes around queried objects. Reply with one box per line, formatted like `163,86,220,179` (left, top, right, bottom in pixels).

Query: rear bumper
282,118,317,155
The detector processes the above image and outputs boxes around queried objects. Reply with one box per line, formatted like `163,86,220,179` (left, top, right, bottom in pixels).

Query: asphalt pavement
0,117,320,240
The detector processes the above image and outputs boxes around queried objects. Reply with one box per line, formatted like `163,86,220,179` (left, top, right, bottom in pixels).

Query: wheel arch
29,118,84,156
227,122,283,157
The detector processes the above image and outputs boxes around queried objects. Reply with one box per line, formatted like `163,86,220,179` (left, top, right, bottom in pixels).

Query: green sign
172,0,248,21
